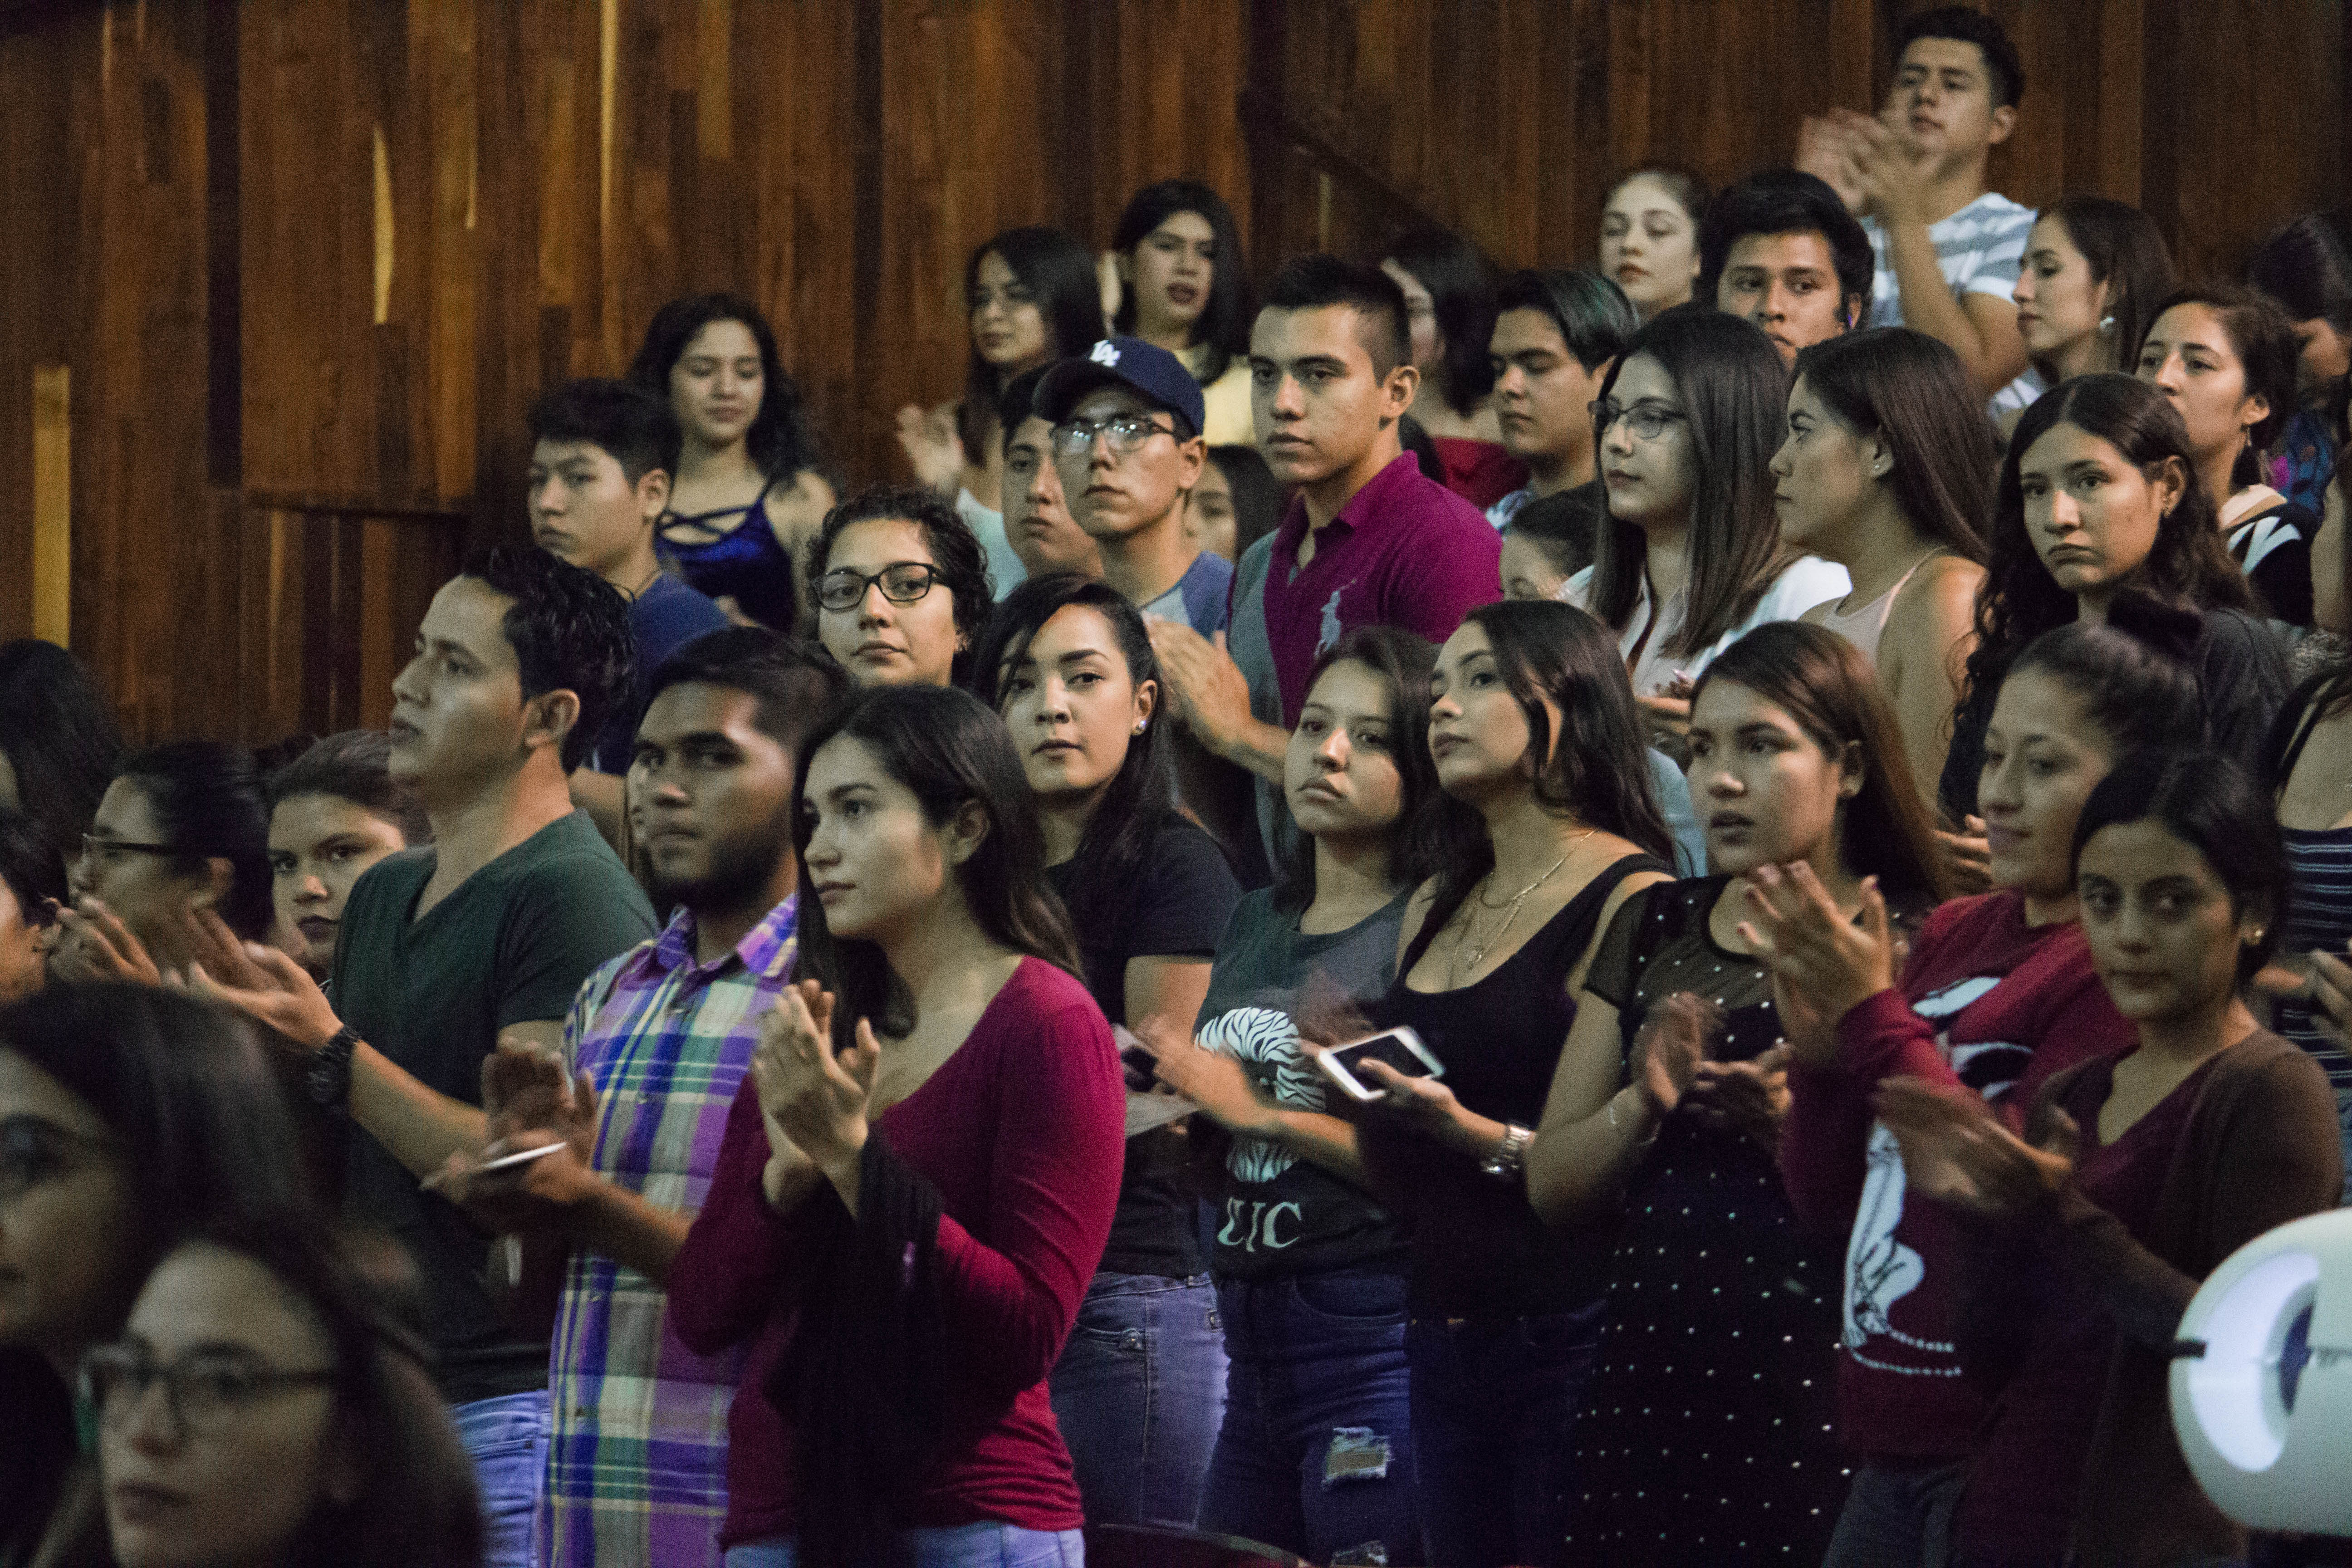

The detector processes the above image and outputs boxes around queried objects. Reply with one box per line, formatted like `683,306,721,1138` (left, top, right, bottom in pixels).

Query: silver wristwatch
1481,1122,1534,1184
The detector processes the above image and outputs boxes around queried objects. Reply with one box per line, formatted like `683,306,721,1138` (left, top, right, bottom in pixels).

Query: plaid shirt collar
642,893,799,991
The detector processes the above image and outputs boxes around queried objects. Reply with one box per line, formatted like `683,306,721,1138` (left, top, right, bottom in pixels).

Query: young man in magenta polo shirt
1150,255,1500,857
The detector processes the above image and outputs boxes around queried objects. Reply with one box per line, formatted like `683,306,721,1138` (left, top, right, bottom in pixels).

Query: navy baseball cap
1033,336,1207,441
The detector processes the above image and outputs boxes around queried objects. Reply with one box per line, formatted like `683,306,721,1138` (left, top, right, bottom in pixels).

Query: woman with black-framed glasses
808,485,995,691
1565,307,1849,754
86,1208,483,1568
51,742,273,987
0,985,313,1568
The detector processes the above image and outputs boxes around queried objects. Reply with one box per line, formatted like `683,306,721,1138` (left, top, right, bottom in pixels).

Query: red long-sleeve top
666,958,1124,1547
1777,890,2136,1462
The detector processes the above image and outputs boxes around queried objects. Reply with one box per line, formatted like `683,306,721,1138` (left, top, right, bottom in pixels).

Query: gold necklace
1450,831,1591,985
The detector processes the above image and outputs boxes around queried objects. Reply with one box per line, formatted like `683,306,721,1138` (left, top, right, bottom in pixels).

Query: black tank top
1370,852,1667,1317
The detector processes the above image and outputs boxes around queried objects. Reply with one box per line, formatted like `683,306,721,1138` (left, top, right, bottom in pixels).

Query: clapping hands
1875,1076,2078,1220
750,980,881,1185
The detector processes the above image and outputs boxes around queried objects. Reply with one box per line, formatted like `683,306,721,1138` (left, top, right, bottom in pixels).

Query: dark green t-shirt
1195,886,1411,1279
330,810,657,1404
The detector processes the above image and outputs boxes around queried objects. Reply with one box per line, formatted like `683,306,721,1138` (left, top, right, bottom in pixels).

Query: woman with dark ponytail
666,685,1124,1568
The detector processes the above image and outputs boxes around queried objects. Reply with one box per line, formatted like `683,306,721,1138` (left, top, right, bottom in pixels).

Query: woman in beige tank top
1773,328,1992,861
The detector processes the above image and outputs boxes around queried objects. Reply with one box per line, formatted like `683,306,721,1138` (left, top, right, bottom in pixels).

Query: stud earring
1133,720,1147,735
2097,314,2116,335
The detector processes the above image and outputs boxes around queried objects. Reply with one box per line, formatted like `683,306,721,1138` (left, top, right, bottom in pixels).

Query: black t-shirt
331,811,657,1402
1046,815,1241,1278
1194,887,1411,1279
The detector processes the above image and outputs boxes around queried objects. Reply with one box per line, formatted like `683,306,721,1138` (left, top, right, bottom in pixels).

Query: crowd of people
6,8,2352,1568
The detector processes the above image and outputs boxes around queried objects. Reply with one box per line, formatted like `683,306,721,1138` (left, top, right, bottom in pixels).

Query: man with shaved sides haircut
1150,253,1499,860
192,546,658,1568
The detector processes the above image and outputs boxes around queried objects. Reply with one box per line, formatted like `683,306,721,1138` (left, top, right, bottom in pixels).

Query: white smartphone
1314,1026,1444,1104
470,1141,567,1176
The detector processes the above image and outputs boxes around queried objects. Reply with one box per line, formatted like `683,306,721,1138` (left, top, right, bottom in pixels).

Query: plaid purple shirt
540,897,797,1568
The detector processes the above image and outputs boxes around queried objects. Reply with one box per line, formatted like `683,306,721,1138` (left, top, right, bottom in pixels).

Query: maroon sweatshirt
667,958,1124,1546
1778,890,2136,1461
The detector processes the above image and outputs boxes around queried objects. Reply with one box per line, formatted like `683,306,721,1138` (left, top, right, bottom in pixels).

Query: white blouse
1566,555,1851,699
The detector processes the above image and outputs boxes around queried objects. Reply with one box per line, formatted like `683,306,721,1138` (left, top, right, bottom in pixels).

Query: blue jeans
1200,1268,1418,1566
1047,1270,1228,1527
452,1389,551,1568
725,1523,1083,1568
1406,1303,1605,1568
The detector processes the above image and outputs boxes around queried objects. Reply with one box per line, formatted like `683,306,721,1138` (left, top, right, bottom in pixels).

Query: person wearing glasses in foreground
809,486,998,691
85,1208,484,1568
0,986,316,1568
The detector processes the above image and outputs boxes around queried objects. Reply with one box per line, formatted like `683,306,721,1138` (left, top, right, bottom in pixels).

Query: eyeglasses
1050,415,1176,459
815,563,945,614
79,1343,338,1442
0,1114,113,1203
1590,399,1689,441
77,833,178,869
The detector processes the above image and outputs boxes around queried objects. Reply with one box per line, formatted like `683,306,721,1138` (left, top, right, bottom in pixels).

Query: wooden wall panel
0,0,2342,747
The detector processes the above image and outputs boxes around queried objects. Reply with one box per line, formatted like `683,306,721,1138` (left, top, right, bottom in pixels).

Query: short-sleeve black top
1046,814,1242,1278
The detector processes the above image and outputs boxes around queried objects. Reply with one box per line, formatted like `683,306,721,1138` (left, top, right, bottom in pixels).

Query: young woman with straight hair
2010,197,2176,398
1779,327,1992,802
1530,621,1948,1565
1569,307,1850,748
666,683,1125,1568
972,573,1241,1530
1347,600,1675,1568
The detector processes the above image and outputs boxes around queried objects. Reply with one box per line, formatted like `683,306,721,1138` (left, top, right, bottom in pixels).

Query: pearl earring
1133,720,1147,735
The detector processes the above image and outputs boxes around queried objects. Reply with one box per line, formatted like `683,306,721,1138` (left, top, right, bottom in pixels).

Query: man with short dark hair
1149,255,1499,857
527,377,730,839
1700,170,1875,367
441,627,846,1568
1036,335,1233,633
1800,5,2035,407
1485,268,1640,529
194,546,659,1568
1000,367,1104,582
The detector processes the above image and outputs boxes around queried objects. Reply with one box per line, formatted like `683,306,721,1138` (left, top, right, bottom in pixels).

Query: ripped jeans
1199,1268,1419,1566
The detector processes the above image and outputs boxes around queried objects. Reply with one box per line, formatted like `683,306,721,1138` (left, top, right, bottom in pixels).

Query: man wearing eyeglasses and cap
1036,336,1234,635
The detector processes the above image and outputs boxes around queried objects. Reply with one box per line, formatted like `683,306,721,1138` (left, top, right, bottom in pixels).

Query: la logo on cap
1090,340,1121,367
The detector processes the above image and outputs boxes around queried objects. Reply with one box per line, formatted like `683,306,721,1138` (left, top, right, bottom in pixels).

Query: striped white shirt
1863,191,2039,415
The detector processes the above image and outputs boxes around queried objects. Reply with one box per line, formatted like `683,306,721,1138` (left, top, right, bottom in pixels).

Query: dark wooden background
0,0,2342,743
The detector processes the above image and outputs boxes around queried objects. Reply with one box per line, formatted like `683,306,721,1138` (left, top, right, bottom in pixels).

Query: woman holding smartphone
1345,599,1673,1568
1526,621,1948,1565
1137,626,1456,1563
